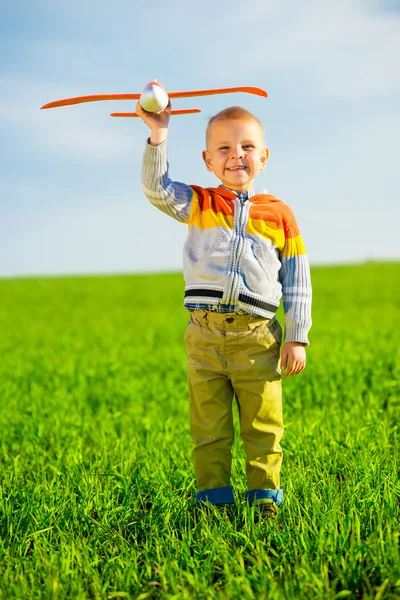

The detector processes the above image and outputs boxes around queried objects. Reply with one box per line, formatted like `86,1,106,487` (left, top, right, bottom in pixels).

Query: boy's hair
206,106,265,147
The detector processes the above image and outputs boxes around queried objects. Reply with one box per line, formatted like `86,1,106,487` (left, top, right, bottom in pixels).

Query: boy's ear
202,150,214,172
260,148,270,170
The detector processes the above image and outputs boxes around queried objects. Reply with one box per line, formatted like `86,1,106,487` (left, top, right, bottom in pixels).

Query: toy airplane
41,80,268,118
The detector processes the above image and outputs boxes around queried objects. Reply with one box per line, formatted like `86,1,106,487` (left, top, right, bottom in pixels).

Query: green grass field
0,262,399,599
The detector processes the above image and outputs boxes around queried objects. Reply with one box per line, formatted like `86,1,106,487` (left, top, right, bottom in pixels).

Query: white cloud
0,78,143,160
0,187,186,277
196,0,400,98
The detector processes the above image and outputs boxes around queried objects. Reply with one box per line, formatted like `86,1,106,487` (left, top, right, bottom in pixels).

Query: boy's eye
218,145,254,150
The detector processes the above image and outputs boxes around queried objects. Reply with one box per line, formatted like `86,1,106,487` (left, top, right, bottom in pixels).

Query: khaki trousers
184,310,284,506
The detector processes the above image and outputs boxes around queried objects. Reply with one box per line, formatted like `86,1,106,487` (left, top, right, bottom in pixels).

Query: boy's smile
202,119,269,192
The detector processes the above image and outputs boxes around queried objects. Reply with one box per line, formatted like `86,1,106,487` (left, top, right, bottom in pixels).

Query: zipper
226,194,247,304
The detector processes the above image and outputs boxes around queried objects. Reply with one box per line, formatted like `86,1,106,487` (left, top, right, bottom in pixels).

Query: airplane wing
41,93,141,110
41,86,267,110
168,86,267,99
110,108,201,117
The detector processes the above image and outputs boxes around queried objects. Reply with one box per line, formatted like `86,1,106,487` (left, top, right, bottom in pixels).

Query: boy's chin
220,178,252,192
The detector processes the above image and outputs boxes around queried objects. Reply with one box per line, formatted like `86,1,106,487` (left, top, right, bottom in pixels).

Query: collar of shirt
221,185,249,201
219,186,270,200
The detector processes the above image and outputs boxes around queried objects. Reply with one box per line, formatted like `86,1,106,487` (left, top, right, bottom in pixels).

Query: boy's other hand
136,100,171,145
281,342,307,377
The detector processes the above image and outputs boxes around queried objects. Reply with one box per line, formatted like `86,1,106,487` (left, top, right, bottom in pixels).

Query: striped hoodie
142,140,312,344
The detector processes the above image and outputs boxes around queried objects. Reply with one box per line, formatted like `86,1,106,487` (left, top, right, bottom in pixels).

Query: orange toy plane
41,80,268,118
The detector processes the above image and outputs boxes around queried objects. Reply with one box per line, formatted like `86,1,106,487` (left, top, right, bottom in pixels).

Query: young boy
137,101,312,519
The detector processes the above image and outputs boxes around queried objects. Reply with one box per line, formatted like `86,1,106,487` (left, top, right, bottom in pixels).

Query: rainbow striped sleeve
141,139,194,224
279,214,312,345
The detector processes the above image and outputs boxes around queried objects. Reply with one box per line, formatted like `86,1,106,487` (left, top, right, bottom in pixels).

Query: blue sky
1,0,399,277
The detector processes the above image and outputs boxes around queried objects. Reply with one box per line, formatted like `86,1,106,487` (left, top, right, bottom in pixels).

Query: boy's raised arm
137,101,194,224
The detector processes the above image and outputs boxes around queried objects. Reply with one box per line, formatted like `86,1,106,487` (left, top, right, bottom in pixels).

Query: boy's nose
231,146,244,159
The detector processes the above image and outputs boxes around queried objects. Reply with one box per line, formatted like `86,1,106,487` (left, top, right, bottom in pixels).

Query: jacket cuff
284,322,310,346
142,139,168,189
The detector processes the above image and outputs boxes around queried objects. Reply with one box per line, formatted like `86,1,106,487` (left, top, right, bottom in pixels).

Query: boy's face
202,118,269,192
